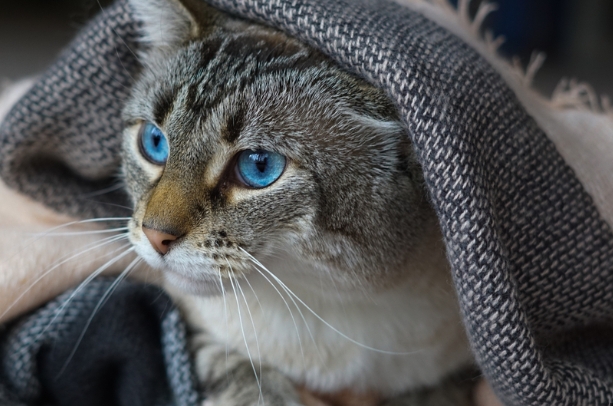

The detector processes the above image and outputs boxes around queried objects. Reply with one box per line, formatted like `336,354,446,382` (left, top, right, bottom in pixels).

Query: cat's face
122,0,435,296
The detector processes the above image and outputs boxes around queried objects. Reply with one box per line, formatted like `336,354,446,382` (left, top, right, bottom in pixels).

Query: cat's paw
202,363,304,406
199,362,305,406
193,337,304,406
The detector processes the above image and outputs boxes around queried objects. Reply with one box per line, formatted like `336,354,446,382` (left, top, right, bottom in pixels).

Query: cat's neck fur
170,219,472,396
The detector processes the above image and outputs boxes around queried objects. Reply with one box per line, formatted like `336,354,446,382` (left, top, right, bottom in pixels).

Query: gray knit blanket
0,280,199,406
1,0,613,405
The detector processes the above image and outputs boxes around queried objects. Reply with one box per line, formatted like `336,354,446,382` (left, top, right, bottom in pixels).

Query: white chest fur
170,251,473,396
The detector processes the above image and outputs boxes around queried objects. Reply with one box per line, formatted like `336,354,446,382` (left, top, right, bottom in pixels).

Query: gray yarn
0,279,200,406
0,3,136,220
0,386,27,406
1,0,613,405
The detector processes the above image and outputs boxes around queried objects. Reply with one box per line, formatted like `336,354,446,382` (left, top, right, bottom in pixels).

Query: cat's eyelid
126,117,166,128
124,118,143,128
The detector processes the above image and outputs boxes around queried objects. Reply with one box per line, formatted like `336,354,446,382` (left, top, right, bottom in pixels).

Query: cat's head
122,0,438,296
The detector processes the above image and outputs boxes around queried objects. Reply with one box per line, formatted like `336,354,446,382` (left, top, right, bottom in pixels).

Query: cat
122,0,474,404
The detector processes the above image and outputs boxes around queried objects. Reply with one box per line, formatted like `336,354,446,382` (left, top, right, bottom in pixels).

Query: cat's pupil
253,154,268,172
153,134,161,148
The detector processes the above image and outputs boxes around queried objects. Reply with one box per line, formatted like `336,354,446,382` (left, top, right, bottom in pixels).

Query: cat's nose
142,226,180,255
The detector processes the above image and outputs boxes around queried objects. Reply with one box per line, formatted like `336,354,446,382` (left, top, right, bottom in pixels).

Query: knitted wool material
0,0,612,405
0,279,200,406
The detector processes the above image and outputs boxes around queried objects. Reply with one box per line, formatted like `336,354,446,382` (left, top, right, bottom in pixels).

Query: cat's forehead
124,26,400,161
130,32,333,137
140,31,321,115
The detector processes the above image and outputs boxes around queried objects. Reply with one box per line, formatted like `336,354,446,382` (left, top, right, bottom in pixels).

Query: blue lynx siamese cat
123,0,473,403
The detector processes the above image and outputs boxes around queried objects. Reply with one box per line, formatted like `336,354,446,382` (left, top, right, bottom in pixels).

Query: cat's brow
153,88,177,125
222,106,246,144
167,34,321,125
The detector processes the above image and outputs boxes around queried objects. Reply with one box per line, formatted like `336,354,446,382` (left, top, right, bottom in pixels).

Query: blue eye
139,122,169,165
236,150,286,188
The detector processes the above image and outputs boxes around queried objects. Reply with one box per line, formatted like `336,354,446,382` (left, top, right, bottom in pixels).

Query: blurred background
0,0,612,97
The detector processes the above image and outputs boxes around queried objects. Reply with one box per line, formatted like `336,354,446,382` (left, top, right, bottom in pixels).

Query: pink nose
142,226,179,255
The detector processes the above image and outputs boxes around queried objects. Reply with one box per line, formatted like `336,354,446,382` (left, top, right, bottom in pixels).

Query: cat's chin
163,270,227,297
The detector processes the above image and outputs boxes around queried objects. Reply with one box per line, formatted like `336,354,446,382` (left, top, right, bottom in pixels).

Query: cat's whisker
239,250,316,352
34,244,135,342
0,226,127,294
57,255,142,376
92,0,142,88
96,0,143,64
246,259,323,370
89,0,143,92
78,199,134,212
324,268,355,325
242,249,421,356
234,276,264,405
0,234,130,321
228,273,263,400
38,229,126,260
216,269,231,381
76,217,132,222
115,47,136,83
32,227,129,237
241,276,264,319
245,262,307,370
23,217,130,244
224,256,263,390
76,183,125,198
51,231,128,265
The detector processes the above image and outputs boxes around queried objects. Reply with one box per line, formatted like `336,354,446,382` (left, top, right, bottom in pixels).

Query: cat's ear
128,0,223,48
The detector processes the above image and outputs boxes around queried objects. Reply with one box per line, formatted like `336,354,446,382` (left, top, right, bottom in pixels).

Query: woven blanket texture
0,279,200,406
0,0,613,405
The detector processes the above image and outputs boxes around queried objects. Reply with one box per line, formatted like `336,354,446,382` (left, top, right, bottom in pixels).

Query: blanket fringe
552,79,613,116
406,0,613,119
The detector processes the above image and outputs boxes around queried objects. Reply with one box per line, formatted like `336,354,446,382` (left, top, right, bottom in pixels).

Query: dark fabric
0,279,200,406
1,0,613,405
0,3,135,220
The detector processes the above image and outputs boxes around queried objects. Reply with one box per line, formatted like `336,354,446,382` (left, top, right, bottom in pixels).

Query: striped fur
123,0,473,404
